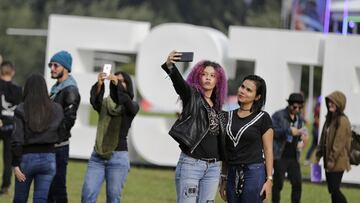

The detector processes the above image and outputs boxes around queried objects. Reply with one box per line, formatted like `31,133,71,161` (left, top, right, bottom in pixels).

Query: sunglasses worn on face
292,104,303,110
48,62,61,68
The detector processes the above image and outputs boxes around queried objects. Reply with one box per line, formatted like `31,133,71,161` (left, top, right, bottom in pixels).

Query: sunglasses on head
48,62,61,68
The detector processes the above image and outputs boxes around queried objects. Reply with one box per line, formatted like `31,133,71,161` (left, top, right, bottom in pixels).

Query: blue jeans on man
175,152,220,203
226,163,266,203
47,145,69,203
13,153,56,203
81,150,130,203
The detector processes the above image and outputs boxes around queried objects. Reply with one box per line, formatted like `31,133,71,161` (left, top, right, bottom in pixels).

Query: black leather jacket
162,63,227,160
50,85,81,142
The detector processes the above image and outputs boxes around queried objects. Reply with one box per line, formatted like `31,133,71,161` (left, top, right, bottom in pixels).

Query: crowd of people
0,50,353,203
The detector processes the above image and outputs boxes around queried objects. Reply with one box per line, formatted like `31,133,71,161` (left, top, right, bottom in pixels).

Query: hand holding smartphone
176,52,194,62
102,64,112,78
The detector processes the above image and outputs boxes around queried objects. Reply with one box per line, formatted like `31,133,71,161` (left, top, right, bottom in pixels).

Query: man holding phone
47,50,81,203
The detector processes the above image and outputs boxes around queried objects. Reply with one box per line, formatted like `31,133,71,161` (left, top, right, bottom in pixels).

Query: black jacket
161,63,226,160
50,85,81,142
11,103,64,166
0,79,22,132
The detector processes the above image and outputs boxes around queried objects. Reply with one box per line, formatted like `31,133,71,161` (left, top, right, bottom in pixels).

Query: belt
199,157,218,163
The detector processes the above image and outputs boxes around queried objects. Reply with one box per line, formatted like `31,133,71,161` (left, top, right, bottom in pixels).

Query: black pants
48,145,69,203
325,171,347,203
0,131,12,190
272,159,302,203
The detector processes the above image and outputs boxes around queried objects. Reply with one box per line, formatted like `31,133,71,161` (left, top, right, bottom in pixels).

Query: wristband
266,176,273,181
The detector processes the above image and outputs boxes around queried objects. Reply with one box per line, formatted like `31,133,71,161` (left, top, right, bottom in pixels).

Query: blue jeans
48,145,69,203
175,152,220,203
81,151,130,203
226,163,265,203
13,153,56,203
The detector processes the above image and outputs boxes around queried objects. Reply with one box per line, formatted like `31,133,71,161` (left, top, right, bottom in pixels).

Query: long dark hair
114,71,135,99
240,75,267,113
23,74,53,132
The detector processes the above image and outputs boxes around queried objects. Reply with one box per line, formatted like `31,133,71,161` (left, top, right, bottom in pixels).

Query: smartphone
177,52,194,62
103,64,112,77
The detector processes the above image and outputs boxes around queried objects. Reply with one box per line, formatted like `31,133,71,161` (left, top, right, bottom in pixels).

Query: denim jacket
272,107,305,161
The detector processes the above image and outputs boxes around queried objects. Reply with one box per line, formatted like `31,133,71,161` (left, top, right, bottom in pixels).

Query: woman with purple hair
161,50,228,203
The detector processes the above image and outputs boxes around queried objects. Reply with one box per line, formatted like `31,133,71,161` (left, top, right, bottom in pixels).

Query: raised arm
161,50,191,105
90,73,106,113
109,79,139,117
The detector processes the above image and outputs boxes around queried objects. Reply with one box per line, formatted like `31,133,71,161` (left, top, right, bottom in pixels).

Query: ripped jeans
175,152,220,203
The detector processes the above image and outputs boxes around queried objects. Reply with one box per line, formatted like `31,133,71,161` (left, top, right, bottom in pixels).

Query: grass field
1,137,360,202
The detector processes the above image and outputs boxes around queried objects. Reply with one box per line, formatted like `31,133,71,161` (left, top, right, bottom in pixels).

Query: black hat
287,93,304,103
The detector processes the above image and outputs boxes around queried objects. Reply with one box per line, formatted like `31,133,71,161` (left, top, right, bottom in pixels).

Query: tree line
0,0,281,85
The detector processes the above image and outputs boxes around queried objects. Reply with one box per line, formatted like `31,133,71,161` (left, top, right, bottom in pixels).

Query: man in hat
271,93,307,203
0,61,22,195
47,50,81,203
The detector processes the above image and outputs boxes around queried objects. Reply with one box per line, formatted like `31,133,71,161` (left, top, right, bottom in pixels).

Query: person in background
304,96,321,165
161,50,228,203
47,50,81,203
81,71,139,203
0,61,22,195
316,91,351,203
271,93,307,203
11,74,64,203
219,75,273,203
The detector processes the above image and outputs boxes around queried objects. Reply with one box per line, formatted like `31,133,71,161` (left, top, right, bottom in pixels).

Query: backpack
349,130,360,165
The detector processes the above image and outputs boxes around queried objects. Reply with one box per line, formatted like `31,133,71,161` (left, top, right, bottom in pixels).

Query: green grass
1,136,360,202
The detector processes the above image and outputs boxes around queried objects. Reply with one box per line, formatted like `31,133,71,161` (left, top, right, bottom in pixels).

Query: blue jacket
272,107,305,161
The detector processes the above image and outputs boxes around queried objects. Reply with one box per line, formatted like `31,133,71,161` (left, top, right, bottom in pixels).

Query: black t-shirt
190,103,221,160
226,109,272,165
281,117,298,159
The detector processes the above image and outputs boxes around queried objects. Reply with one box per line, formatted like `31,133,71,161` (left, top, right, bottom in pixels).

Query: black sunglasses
48,62,61,68
291,104,303,110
